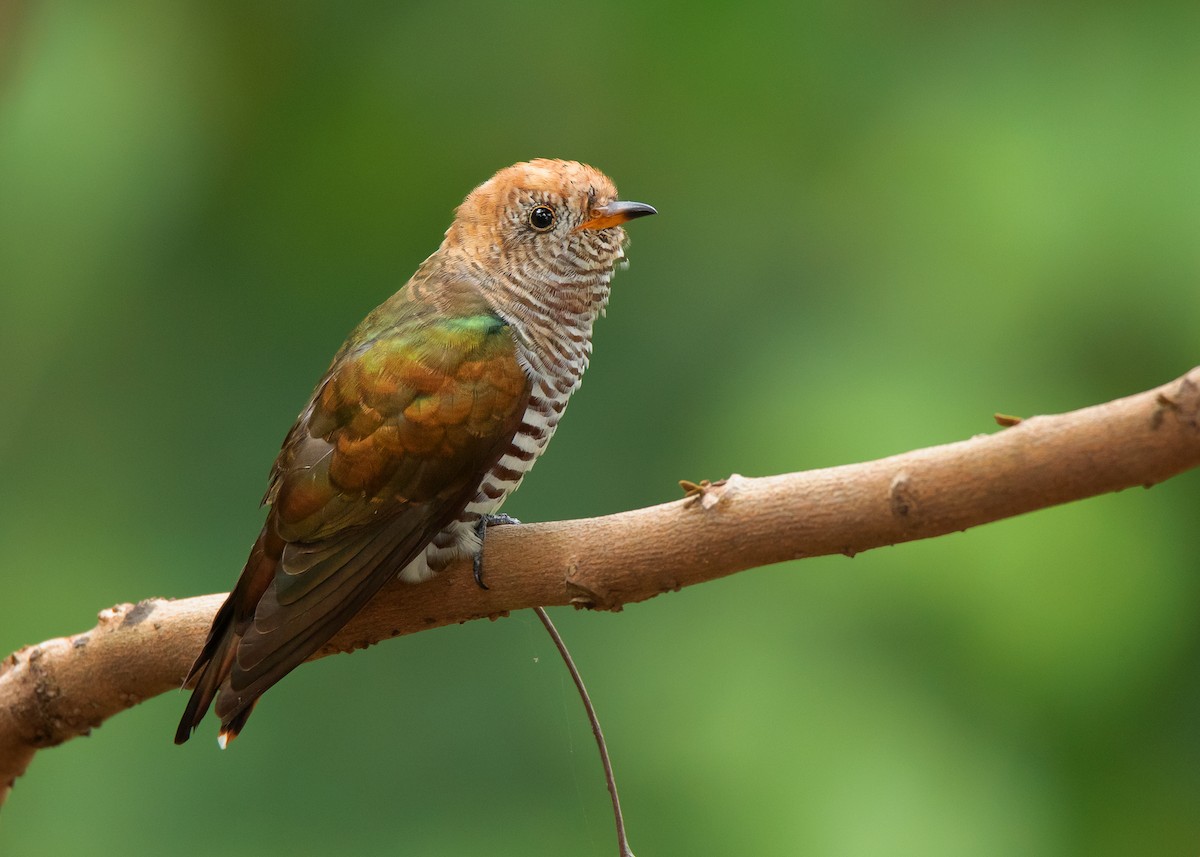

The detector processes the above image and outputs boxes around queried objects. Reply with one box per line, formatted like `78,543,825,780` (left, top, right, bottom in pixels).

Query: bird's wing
177,302,530,742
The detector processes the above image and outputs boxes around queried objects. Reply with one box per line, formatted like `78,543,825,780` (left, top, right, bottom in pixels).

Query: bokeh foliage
2,2,1198,855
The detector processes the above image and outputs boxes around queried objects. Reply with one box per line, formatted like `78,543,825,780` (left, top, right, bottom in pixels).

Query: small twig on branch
2,367,1198,806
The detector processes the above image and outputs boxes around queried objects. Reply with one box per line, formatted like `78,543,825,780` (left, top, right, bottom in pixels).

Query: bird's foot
472,513,522,590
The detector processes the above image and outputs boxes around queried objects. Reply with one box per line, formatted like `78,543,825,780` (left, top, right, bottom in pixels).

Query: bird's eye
528,205,556,232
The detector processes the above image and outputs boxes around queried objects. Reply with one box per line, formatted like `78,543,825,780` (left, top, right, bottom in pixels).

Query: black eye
528,205,555,232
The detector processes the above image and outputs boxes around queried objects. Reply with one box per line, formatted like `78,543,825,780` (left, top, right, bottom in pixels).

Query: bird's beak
576,200,658,231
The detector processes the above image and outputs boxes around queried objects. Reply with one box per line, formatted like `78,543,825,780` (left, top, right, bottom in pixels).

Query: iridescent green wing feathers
177,288,531,742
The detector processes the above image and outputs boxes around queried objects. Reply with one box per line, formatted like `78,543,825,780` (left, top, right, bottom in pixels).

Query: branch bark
3,367,1199,806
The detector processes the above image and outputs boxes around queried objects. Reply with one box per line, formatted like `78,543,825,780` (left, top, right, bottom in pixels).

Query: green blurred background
2,1,1198,854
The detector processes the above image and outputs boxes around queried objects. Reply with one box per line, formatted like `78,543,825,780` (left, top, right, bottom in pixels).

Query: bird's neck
416,246,620,391
493,267,614,386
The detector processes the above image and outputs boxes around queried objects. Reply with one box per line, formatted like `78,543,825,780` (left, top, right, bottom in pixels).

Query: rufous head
443,159,656,280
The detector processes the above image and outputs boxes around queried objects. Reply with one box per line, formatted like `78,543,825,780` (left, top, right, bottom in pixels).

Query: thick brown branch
2,367,1198,805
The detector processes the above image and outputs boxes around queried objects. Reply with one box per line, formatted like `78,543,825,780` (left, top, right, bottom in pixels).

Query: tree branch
3,367,1198,806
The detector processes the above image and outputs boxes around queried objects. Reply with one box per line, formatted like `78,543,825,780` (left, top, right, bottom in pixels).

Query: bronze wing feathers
176,306,530,744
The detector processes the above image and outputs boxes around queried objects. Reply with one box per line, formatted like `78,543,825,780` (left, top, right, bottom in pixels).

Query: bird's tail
175,522,281,745
174,596,239,744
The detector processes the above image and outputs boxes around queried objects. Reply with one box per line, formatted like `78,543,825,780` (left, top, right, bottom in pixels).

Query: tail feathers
217,702,259,748
176,523,283,745
175,629,262,746
174,600,239,745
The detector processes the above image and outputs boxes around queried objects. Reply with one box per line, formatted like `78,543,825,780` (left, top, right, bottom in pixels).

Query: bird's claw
472,513,522,590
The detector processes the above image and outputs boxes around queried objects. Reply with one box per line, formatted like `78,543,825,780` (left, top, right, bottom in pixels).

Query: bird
175,159,656,746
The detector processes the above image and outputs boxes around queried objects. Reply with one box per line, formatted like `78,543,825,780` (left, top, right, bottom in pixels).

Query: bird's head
444,159,656,281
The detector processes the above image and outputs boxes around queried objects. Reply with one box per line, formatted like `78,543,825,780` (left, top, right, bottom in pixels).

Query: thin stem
533,606,634,857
